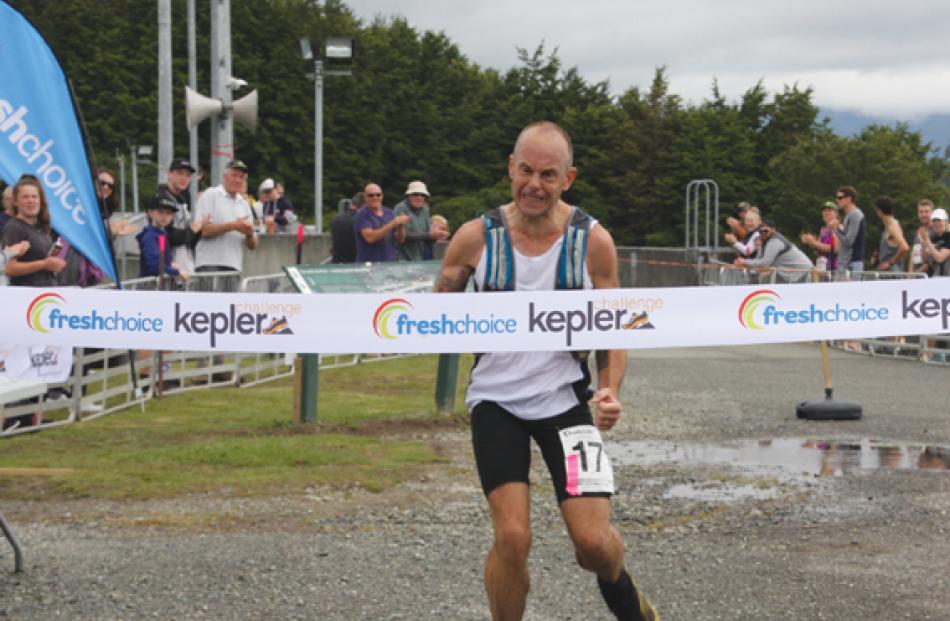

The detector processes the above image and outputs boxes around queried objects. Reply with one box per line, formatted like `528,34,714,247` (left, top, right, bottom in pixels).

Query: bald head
512,121,573,171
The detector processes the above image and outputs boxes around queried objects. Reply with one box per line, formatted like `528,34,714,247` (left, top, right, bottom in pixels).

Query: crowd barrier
1,271,421,437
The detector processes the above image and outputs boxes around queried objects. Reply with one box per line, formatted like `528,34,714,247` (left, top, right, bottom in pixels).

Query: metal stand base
0,512,24,573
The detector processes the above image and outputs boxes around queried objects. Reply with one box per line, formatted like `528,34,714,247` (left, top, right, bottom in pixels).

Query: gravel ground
2,343,949,620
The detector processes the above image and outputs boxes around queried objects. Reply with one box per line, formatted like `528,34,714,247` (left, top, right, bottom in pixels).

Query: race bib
559,425,614,496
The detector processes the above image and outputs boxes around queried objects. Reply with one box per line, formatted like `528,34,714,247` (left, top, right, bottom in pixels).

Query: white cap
405,180,430,197
932,208,948,221
258,178,275,194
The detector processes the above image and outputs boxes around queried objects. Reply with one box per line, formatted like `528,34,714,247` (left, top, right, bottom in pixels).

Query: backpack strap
556,206,593,289
481,207,514,291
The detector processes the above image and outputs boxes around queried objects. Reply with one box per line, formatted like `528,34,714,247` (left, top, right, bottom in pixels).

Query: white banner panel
0,280,947,353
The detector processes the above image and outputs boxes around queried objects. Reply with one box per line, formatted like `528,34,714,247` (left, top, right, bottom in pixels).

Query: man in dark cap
194,159,258,287
149,157,202,273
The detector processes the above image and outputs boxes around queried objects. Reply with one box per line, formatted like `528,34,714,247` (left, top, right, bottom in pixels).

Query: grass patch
0,355,473,501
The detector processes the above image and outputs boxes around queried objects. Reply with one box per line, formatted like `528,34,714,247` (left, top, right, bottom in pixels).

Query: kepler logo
372,298,517,340
738,288,888,330
174,302,297,347
27,293,163,334
901,290,950,329
528,301,654,346
0,99,89,225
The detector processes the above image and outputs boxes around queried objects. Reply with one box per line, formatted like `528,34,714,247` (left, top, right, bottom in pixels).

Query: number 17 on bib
559,425,615,496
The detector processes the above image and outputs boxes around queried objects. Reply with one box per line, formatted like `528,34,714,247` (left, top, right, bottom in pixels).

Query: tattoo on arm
435,265,473,292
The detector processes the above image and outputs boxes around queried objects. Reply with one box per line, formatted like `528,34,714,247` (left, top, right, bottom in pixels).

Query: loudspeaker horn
184,86,223,129
231,89,258,133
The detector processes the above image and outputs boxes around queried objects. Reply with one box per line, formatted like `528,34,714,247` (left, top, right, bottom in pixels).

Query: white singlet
465,222,597,420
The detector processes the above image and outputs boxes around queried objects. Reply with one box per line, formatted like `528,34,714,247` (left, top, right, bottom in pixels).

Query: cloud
345,0,950,119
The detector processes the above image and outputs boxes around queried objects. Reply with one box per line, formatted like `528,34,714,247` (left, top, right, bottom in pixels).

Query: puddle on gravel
610,438,950,479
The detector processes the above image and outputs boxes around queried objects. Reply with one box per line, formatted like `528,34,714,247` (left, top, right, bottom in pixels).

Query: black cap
225,159,249,173
760,218,776,229
147,195,178,212
168,157,196,173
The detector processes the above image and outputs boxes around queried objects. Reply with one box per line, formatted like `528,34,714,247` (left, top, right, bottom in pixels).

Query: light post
300,36,353,234
130,144,154,212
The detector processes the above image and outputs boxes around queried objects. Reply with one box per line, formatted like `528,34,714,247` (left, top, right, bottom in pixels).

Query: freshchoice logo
26,292,64,333
739,288,888,329
738,289,780,330
27,292,164,334
372,298,517,340
0,98,89,225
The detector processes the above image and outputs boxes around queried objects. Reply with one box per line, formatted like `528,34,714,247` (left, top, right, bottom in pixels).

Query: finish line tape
3,279,948,354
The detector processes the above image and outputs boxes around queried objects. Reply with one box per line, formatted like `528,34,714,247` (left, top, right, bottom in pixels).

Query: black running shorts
470,400,613,503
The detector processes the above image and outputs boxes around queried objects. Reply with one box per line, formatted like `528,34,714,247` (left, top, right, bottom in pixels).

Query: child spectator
800,201,839,272
136,196,205,280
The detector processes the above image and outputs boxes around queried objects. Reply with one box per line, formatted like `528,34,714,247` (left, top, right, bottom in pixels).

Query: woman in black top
2,176,66,286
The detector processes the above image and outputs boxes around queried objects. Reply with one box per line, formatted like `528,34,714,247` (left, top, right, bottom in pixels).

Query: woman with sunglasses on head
2,176,65,286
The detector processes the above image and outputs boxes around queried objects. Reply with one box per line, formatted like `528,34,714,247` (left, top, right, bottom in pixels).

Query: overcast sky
344,0,950,121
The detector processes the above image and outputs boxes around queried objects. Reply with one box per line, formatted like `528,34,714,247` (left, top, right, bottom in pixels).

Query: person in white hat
393,180,449,261
920,207,950,276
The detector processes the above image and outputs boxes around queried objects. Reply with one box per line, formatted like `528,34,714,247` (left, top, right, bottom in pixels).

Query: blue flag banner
0,1,117,282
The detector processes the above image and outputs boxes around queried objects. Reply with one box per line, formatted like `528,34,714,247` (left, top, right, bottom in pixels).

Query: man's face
364,184,383,211
835,191,852,209
508,129,576,219
168,168,193,194
407,193,427,209
758,225,774,240
918,204,932,227
934,218,947,235
223,168,247,196
96,173,115,200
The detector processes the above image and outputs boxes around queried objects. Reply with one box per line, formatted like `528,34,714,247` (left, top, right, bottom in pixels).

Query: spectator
136,196,205,281
835,185,867,272
920,208,950,277
194,159,258,291
257,178,276,233
874,196,910,273
909,199,937,273
725,201,751,241
2,176,65,287
735,219,813,281
148,158,200,275
354,183,408,262
1,185,14,234
393,180,448,261
724,206,761,258
800,201,839,272
0,238,30,286
330,192,361,263
262,182,295,233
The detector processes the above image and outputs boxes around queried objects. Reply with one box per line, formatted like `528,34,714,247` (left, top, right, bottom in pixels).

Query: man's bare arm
434,219,482,293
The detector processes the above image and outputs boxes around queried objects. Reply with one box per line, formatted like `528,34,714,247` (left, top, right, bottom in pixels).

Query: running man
436,121,657,621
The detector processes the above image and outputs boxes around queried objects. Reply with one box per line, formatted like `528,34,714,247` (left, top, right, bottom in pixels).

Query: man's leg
561,494,658,621
485,482,531,621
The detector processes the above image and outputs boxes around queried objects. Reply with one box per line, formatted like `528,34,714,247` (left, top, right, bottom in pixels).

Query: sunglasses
835,194,847,200
98,179,115,188
366,193,383,198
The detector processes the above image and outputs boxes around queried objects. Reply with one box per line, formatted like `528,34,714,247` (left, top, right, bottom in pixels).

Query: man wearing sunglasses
734,219,813,282
834,185,867,273
354,183,408,262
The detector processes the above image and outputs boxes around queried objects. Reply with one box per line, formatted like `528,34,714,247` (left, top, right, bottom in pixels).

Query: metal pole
0,512,23,573
131,145,139,212
315,59,323,234
117,149,126,212
434,354,459,413
209,0,233,185
187,0,198,199
158,0,173,182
